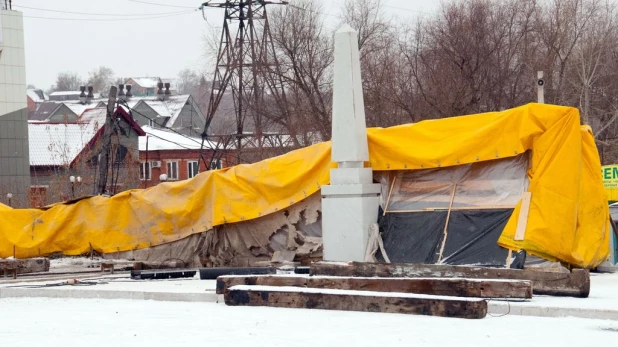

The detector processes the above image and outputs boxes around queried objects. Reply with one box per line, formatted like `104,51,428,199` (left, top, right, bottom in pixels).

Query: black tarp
378,209,518,267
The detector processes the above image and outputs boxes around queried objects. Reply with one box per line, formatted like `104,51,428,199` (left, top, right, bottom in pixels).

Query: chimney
157,82,164,100
118,84,125,100
79,86,87,104
87,86,94,103
126,84,133,99
164,82,171,96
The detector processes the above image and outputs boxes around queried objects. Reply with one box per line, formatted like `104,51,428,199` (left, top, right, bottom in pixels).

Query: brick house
124,77,177,97
130,94,205,137
29,107,145,206
138,126,233,188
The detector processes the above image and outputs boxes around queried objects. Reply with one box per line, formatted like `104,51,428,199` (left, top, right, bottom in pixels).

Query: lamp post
69,176,81,199
70,176,75,198
6,192,12,207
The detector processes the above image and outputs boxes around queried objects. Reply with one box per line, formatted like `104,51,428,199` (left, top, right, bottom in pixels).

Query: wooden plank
387,206,515,213
0,258,50,274
310,262,591,298
216,275,532,299
437,184,457,262
216,275,308,294
514,192,532,240
224,285,487,319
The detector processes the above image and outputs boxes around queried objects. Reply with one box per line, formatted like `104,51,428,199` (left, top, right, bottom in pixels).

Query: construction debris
0,258,50,275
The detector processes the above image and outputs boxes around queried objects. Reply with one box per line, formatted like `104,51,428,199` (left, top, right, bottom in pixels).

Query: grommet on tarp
241,216,245,221
404,164,408,168
514,150,519,155
303,190,307,197
387,164,390,169
420,164,424,168
456,159,460,164
223,217,227,223
289,201,294,206
437,160,441,167
476,156,480,161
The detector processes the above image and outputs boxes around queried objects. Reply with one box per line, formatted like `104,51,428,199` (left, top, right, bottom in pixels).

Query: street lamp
6,192,12,207
69,176,81,199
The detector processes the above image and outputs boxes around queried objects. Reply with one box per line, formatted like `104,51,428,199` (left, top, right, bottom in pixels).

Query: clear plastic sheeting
383,154,529,212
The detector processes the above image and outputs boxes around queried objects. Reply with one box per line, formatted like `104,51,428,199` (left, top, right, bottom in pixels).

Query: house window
148,119,154,127
188,161,199,178
115,145,128,163
166,161,178,180
210,159,223,170
140,161,151,180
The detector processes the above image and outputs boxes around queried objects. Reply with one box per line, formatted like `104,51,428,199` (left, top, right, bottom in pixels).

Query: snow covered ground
0,297,616,346
1,269,617,345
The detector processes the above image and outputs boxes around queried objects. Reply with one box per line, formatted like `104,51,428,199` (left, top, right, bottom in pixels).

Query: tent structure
0,103,610,268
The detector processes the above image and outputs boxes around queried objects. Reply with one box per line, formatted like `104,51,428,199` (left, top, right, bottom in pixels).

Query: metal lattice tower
200,0,288,165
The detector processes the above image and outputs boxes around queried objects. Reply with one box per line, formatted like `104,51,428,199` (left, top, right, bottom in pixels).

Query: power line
127,0,197,9
21,10,196,21
383,4,431,15
13,5,192,17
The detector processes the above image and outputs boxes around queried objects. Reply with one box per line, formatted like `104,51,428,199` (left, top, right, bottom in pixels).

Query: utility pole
537,71,545,104
199,0,288,166
97,85,118,195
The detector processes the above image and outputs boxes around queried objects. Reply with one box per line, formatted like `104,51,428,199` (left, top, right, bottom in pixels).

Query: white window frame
187,160,199,178
140,161,151,181
166,160,179,180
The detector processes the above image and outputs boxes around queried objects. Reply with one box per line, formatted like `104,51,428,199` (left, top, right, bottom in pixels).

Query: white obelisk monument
321,25,381,261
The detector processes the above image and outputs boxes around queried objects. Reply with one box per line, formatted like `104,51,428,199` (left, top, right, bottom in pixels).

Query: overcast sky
15,0,439,90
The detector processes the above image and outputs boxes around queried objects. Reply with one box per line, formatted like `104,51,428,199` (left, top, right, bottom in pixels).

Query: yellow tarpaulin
0,103,609,268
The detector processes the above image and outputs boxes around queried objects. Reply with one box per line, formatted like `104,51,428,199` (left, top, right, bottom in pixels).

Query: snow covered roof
137,95,191,127
29,102,61,121
63,101,106,118
128,77,160,89
140,125,217,151
26,89,48,102
29,107,144,167
49,91,82,97
28,121,99,166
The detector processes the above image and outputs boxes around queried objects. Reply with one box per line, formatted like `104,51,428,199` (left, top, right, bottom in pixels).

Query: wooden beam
224,285,488,319
0,258,50,274
216,275,308,294
310,262,590,298
216,275,532,299
514,192,532,240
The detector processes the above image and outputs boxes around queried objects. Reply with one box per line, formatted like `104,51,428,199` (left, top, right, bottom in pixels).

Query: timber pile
221,261,592,318
220,264,538,319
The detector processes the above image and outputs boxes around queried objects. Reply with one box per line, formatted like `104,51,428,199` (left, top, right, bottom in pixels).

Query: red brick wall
139,149,235,188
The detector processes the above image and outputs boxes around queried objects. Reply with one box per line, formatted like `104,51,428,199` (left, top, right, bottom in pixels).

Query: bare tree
87,66,115,95
48,71,83,93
